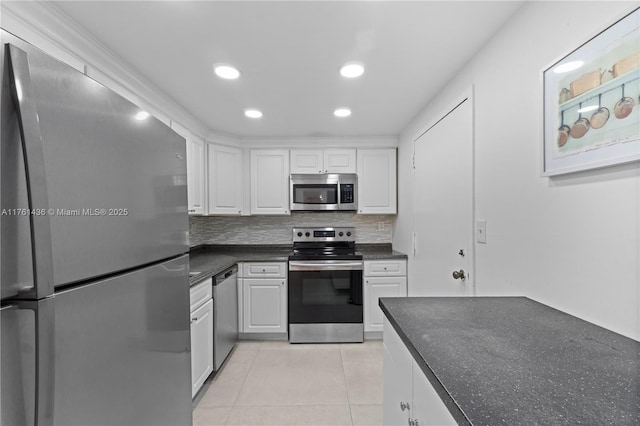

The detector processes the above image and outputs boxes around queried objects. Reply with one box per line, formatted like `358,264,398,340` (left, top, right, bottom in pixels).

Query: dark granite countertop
356,243,408,260
379,297,640,425
189,244,407,285
188,245,292,285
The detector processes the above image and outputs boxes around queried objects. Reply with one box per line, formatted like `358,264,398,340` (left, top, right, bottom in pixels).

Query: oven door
288,260,363,342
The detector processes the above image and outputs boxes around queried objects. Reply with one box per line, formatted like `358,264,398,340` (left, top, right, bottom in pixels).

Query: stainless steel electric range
288,227,364,343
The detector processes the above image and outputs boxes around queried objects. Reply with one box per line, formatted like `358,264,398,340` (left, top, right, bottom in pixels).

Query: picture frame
543,7,640,176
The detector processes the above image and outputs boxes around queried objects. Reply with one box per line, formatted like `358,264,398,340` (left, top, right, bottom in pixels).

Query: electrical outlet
378,221,385,231
476,220,487,244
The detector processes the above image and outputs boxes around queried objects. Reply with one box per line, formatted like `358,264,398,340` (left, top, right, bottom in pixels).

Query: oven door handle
289,261,363,271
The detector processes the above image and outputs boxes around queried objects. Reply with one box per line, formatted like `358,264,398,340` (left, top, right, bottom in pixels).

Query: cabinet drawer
364,260,407,277
190,279,212,312
243,262,287,278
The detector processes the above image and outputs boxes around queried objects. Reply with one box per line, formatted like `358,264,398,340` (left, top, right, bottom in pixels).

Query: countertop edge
189,245,407,285
379,298,473,426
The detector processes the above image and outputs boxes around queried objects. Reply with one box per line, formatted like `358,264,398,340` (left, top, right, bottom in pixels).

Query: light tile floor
193,341,383,426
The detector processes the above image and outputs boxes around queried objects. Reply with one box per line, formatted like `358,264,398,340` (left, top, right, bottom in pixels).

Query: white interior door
412,97,474,296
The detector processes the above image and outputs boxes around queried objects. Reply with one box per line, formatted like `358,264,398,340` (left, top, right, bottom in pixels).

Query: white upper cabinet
290,149,356,174
290,149,323,174
357,148,397,214
207,143,243,215
250,150,290,215
186,136,206,215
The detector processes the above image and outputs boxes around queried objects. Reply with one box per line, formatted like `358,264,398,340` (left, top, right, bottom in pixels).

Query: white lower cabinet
242,278,287,333
239,262,287,335
364,260,407,333
365,276,407,332
383,318,456,426
190,294,213,398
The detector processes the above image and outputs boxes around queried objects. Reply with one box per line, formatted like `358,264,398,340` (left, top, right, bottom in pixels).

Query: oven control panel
292,227,355,242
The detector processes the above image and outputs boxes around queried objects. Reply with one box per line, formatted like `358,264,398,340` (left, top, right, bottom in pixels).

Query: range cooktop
289,227,362,260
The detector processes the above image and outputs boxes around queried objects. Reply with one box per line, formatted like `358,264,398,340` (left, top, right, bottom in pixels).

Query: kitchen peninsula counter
379,297,640,425
189,244,407,285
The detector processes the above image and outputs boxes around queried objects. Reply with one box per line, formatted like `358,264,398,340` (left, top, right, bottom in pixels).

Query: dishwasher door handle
215,266,238,285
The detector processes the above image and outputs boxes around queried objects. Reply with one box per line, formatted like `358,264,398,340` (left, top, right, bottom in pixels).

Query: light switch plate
476,220,487,244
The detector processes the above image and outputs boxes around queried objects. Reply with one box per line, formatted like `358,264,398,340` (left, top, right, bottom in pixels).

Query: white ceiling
52,1,524,139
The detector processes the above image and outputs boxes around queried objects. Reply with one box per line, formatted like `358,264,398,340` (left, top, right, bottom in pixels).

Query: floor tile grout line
339,345,356,426
228,344,261,409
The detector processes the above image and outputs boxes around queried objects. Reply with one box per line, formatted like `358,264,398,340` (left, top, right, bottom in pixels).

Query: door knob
452,269,466,280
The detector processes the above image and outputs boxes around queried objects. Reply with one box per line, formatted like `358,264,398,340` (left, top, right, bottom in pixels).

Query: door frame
411,85,476,296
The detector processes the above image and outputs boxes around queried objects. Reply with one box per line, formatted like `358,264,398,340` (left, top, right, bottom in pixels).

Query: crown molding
236,135,399,149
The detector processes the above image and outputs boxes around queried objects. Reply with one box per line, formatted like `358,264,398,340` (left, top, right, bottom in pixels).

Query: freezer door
53,255,191,426
1,299,55,426
3,37,188,291
1,304,35,425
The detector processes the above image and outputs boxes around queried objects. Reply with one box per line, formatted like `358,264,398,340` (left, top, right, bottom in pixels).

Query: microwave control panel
340,184,355,204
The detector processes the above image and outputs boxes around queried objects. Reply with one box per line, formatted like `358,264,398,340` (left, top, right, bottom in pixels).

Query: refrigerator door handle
14,298,56,426
7,44,54,300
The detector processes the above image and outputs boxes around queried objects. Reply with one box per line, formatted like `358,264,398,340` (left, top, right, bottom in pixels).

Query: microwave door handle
8,44,54,300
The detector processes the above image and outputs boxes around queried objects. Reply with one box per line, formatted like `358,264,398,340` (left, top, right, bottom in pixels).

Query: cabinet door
190,299,213,397
324,149,356,173
250,150,290,215
243,278,287,333
412,361,457,426
290,149,324,174
187,137,206,215
383,318,413,426
357,149,397,214
365,277,407,332
237,273,244,333
207,143,243,215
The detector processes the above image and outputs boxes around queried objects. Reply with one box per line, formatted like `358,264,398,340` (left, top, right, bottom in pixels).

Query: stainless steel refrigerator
1,31,192,426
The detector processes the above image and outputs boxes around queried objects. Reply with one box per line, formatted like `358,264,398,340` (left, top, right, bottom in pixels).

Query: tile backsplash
189,212,393,246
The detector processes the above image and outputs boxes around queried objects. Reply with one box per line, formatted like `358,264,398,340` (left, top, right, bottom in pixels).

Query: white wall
394,1,640,341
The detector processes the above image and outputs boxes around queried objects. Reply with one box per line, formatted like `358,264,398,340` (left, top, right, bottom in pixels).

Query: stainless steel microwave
290,174,357,211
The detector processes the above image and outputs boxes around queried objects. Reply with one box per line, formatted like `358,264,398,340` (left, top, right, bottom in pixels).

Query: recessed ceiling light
553,61,584,74
334,108,351,117
340,62,364,78
214,64,241,80
244,109,263,119
134,111,150,120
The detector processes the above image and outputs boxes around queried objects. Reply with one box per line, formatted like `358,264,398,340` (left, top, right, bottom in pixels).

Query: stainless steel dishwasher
213,265,238,371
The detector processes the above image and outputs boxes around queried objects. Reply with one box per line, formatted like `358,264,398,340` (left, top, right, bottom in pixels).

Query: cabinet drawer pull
400,401,410,411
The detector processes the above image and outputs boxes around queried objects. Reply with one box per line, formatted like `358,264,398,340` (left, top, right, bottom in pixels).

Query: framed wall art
543,7,639,176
